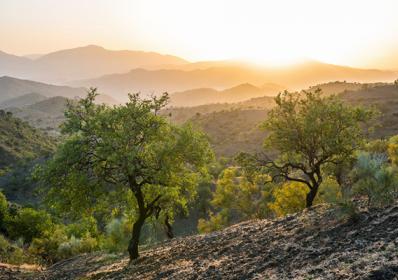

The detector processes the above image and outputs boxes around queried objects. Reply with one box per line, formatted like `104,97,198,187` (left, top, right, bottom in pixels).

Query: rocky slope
18,203,396,280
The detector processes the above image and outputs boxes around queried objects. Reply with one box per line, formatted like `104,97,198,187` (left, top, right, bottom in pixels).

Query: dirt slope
25,204,398,279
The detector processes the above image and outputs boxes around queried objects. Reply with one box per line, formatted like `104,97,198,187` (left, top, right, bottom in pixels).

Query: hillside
23,203,398,279
0,93,47,109
0,76,86,103
0,111,55,169
169,83,284,107
71,61,397,101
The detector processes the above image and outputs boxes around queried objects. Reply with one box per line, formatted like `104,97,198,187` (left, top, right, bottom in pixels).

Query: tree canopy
239,89,376,207
37,89,214,260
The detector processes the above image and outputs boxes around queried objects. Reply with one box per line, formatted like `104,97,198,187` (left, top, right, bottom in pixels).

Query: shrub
28,226,68,263
351,151,398,207
6,208,53,243
197,210,229,233
65,216,99,239
57,234,98,260
0,234,33,265
101,216,133,253
316,177,342,205
268,182,308,217
197,167,273,233
0,192,8,233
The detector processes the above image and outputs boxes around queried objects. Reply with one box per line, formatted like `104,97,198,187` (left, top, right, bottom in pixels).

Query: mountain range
0,45,397,103
0,45,188,84
70,60,398,101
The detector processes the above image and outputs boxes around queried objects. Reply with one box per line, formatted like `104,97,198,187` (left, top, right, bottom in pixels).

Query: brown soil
8,203,398,279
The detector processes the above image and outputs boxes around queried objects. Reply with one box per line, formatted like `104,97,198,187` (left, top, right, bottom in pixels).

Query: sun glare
1,0,398,68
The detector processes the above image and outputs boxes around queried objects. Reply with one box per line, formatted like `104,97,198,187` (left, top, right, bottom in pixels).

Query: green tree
240,90,375,208
198,167,272,232
5,208,53,243
38,89,214,260
0,192,8,234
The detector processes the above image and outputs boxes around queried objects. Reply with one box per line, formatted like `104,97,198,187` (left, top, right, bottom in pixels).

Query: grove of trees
2,87,398,265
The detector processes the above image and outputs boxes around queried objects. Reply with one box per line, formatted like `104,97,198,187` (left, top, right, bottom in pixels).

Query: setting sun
1,0,398,68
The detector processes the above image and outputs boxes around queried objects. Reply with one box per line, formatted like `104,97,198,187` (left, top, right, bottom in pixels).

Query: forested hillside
0,111,55,169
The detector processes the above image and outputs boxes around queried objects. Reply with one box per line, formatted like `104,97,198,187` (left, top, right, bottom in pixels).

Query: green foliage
101,216,133,253
198,211,229,233
387,135,398,165
0,192,8,232
351,151,398,207
37,89,214,258
57,234,98,260
0,234,34,265
29,225,68,263
316,177,342,205
198,167,272,233
268,182,308,217
5,208,53,243
257,89,376,207
29,223,100,264
0,110,55,169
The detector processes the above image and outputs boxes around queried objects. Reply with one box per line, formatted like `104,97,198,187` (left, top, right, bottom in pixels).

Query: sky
1,0,398,69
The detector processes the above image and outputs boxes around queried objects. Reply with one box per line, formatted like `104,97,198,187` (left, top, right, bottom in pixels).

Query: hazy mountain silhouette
169,83,285,107
0,76,87,103
0,92,47,109
0,76,119,104
0,45,189,84
71,61,397,101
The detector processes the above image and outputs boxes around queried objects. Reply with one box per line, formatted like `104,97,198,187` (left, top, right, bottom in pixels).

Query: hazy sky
1,0,398,68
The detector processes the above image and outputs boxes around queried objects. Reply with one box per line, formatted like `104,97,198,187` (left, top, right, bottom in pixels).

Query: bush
351,151,398,207
6,208,53,243
101,216,132,253
197,167,273,233
0,192,8,233
57,234,98,260
0,234,33,265
65,216,99,239
197,210,229,233
268,182,308,217
29,225,67,263
316,177,342,205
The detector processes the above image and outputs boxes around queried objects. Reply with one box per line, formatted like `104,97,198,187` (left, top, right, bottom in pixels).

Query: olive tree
239,89,376,208
38,89,214,260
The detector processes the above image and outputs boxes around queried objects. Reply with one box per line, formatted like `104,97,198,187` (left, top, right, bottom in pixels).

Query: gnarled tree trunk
128,213,145,260
164,215,174,239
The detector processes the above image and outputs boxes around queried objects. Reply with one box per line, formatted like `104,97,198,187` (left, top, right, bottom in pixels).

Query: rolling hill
169,83,284,107
0,111,55,169
0,76,86,103
71,61,397,101
0,92,47,109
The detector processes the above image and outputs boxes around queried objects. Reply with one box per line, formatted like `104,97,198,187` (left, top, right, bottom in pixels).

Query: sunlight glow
1,0,398,68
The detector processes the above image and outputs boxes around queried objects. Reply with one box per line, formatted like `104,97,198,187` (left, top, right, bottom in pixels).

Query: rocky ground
4,203,398,279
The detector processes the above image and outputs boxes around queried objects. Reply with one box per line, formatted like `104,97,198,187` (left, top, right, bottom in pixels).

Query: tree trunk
306,184,319,208
128,213,146,261
164,215,174,239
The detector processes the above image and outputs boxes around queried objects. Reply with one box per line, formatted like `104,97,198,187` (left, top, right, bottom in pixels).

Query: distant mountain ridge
0,45,189,84
0,92,47,109
71,61,397,101
0,76,86,103
0,76,119,104
1,45,397,97
169,83,285,107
